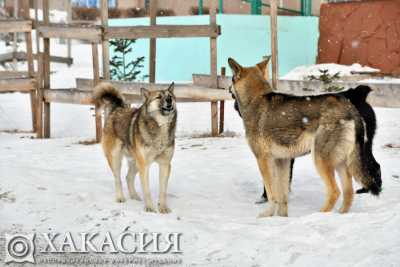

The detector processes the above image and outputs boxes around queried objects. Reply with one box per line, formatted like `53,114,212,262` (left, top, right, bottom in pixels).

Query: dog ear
167,82,175,94
228,58,242,78
141,87,150,100
256,56,271,80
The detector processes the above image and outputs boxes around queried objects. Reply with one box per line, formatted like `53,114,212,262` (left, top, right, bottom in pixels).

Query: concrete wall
109,14,319,81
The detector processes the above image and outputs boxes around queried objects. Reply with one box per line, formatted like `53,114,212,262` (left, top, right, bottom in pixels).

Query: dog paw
257,205,276,218
130,193,141,201
158,206,171,214
115,196,126,203
144,206,157,213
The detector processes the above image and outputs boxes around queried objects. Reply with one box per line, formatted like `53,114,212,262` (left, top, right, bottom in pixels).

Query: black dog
232,85,381,202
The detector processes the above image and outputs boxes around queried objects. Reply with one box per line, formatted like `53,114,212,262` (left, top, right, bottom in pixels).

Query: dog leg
274,158,291,217
105,145,125,203
136,155,156,213
158,161,172,214
126,161,141,201
314,156,340,212
337,164,354,213
256,157,277,217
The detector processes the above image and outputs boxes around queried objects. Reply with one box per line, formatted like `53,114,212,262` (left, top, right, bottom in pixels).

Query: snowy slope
1,43,400,266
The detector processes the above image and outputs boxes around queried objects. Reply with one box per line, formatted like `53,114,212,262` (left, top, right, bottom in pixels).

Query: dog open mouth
162,106,174,114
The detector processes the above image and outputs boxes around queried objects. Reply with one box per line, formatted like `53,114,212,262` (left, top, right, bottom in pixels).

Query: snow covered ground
1,43,400,266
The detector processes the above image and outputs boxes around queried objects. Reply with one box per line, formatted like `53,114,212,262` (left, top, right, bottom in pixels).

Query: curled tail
93,83,126,116
349,116,382,196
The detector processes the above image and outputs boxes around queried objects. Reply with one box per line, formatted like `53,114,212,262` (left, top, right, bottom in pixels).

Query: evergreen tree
109,39,147,81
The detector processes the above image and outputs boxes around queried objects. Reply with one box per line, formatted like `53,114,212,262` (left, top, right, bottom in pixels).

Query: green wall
109,15,319,81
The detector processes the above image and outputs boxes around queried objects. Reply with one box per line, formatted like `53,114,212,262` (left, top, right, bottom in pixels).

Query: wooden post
12,0,18,70
66,0,72,66
219,66,225,134
92,43,102,142
36,53,43,138
149,0,157,83
43,0,51,138
210,0,218,136
101,0,110,80
21,0,37,132
34,0,40,54
270,0,278,90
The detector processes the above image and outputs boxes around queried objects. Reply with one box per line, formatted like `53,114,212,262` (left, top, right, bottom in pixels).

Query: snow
282,63,379,80
1,43,400,266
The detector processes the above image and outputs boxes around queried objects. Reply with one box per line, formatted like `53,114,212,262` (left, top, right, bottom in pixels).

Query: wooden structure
0,0,38,132
3,0,399,140
35,0,223,141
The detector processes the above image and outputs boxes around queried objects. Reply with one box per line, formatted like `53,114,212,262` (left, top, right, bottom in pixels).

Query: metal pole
198,0,203,15
218,0,223,14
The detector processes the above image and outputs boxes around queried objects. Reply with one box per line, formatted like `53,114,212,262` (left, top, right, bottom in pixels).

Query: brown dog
94,82,177,213
228,58,381,217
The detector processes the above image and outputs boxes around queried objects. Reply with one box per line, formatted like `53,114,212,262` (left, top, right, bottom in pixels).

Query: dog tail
349,116,382,196
93,82,125,111
343,86,382,194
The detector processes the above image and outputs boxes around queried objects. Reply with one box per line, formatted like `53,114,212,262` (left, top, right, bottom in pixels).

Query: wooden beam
43,89,94,105
193,73,231,89
22,0,37,133
43,89,213,105
196,73,400,108
43,0,51,138
210,0,218,137
0,71,30,79
270,0,278,89
92,43,102,143
103,25,220,39
149,0,157,83
219,67,226,134
0,52,73,65
37,24,102,42
0,78,36,92
101,0,110,80
36,53,43,138
76,79,233,102
0,19,32,33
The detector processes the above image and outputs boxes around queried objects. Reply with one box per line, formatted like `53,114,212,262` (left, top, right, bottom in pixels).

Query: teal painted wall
109,15,319,81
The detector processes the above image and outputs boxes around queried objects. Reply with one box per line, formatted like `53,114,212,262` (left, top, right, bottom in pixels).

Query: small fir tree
109,39,147,81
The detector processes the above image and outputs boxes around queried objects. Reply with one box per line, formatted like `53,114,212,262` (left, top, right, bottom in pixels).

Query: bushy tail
349,117,382,196
343,85,382,193
93,82,125,111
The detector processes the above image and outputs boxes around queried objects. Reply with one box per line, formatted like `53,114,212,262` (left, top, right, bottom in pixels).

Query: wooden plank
44,89,94,105
0,71,30,79
270,0,278,89
101,0,110,80
36,53,43,138
210,0,218,137
43,89,211,105
43,0,51,138
92,43,102,142
76,79,233,102
196,73,400,108
149,0,157,83
0,52,73,65
0,78,36,92
104,25,220,39
22,0,37,132
0,19,32,33
193,73,231,89
219,67,226,134
37,24,102,42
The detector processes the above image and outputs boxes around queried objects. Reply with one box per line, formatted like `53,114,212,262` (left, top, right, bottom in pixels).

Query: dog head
141,82,176,118
228,57,272,109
